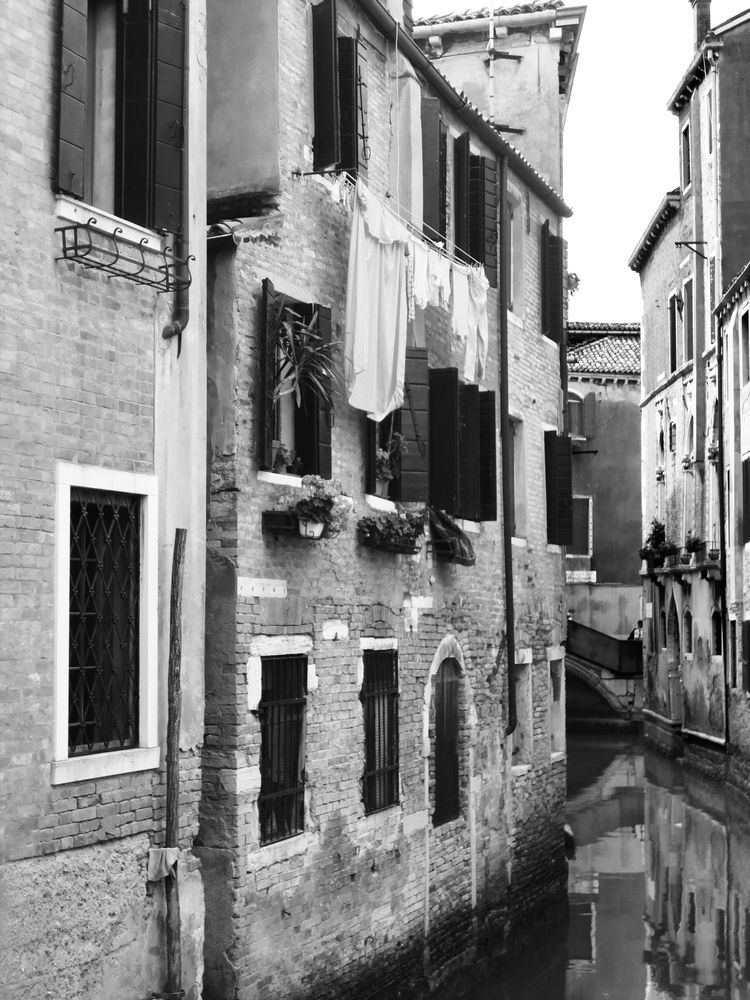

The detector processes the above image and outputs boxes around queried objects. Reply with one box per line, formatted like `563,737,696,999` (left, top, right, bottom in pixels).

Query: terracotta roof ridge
414,1,563,27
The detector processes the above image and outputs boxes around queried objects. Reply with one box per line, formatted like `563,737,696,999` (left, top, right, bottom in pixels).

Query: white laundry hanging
344,181,410,422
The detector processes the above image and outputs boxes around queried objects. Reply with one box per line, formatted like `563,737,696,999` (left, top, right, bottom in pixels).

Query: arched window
667,599,680,662
683,610,693,654
712,610,723,656
433,658,460,826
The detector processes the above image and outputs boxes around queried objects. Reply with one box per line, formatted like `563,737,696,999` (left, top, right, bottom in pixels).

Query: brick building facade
200,1,576,997
1,1,208,997
630,1,750,776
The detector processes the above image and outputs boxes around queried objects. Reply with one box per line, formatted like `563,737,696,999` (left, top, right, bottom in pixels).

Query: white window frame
683,275,695,363
705,86,714,160
568,495,593,558
52,462,159,785
681,119,692,193
509,414,527,539
506,181,524,316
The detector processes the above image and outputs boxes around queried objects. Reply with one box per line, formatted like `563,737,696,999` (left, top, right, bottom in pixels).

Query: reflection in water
435,736,750,999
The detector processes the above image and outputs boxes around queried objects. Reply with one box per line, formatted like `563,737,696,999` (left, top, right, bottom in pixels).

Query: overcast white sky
412,0,746,322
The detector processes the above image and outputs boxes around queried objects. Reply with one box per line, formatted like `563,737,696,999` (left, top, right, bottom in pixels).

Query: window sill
507,311,524,331
550,751,566,763
55,194,164,252
250,831,314,866
258,470,304,488
511,536,527,547
456,518,480,535
511,763,532,777
365,493,396,512
51,745,160,786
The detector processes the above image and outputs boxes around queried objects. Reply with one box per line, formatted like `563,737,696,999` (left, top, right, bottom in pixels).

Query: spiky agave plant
273,305,342,411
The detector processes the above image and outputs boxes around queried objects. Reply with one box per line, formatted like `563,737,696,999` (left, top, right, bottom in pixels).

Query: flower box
261,510,298,537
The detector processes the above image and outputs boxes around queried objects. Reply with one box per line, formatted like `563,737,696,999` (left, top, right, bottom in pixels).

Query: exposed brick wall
201,1,567,997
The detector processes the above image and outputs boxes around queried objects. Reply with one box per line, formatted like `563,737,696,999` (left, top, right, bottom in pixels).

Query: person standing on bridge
628,620,643,641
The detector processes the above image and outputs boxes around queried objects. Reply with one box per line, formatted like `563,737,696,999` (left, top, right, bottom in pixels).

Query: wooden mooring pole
165,528,186,998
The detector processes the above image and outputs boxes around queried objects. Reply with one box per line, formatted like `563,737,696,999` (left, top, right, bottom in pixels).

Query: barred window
433,658,460,825
361,649,399,814
258,655,307,845
68,488,140,756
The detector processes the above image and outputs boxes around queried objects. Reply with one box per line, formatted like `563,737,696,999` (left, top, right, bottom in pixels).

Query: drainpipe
716,315,729,746
162,5,191,350
498,155,517,735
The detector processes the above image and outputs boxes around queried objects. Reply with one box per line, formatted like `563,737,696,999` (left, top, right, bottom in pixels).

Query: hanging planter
297,517,325,539
357,507,427,555
708,548,720,561
429,508,476,567
264,476,352,542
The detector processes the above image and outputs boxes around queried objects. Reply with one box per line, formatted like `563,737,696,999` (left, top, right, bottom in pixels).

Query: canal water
436,733,750,999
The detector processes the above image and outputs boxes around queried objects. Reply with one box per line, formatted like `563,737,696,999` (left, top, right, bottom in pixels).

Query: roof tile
415,1,563,26
567,334,640,377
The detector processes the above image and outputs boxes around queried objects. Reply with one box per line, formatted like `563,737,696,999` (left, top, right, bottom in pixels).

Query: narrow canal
434,733,750,999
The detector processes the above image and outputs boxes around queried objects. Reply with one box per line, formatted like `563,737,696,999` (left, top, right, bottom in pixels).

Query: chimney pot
691,0,711,49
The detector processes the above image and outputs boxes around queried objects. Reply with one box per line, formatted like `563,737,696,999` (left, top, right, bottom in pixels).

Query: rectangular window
54,463,158,785
683,277,694,362
742,310,750,385
365,348,430,502
549,659,565,756
669,293,679,373
361,649,399,814
512,660,532,766
421,96,447,243
743,621,750,693
260,278,333,477
258,655,307,845
454,133,498,284
709,256,716,342
570,497,591,556
681,121,692,190
312,2,369,176
509,417,526,537
57,0,185,233
429,367,497,520
731,620,738,688
541,219,564,343
506,194,524,311
544,431,573,545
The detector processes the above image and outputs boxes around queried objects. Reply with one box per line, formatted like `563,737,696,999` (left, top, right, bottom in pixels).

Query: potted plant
374,430,407,497
293,475,351,538
681,454,693,470
272,442,303,475
639,518,678,571
707,442,719,463
273,305,342,412
655,465,665,483
357,507,428,554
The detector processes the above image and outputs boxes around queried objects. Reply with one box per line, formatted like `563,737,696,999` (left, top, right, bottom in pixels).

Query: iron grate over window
433,658,460,825
68,488,140,756
361,649,399,814
258,655,308,845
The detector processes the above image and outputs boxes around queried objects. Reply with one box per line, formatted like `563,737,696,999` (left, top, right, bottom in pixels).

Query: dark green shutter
581,393,596,438
398,348,430,502
338,36,357,173
260,278,281,470
570,497,589,555
313,305,333,478
364,416,377,495
421,97,443,242
429,367,460,514
469,154,498,282
541,221,564,343
312,0,340,170
454,133,470,262
507,421,517,535
479,391,497,521
459,384,480,520
439,121,447,241
151,0,185,233
58,0,88,199
545,431,573,545
743,458,750,544
120,0,152,228
743,621,750,691
355,41,369,178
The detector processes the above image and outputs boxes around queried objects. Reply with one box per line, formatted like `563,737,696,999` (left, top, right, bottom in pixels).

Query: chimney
691,0,711,48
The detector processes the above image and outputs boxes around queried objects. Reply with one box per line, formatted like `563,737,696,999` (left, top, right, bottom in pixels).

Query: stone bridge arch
565,656,638,722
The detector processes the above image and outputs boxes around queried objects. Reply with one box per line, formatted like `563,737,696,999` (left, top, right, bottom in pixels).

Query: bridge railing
567,620,643,676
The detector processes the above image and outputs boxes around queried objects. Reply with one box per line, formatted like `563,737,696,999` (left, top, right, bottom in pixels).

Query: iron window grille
258,655,307,844
433,658,460,825
361,650,399,814
68,488,140,756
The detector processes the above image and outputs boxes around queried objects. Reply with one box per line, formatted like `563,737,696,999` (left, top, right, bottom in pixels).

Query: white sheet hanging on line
344,181,410,422
468,266,490,380
451,264,471,360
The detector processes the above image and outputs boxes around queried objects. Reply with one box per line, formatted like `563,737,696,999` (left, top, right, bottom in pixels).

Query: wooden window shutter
58,0,88,199
120,0,153,229
454,133,470,262
439,121,448,241
570,497,589,555
743,457,750,544
312,0,340,171
364,416,377,495
479,391,497,521
338,36,358,174
429,367,460,514
398,348,430,502
545,431,573,545
421,96,442,242
581,393,596,438
468,155,498,285
151,0,186,234
541,221,564,342
355,41,369,178
743,620,750,691
312,305,333,478
260,278,282,470
459,384,481,520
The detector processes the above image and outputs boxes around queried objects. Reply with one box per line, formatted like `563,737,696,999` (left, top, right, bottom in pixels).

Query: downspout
162,4,191,350
498,155,517,735
717,315,729,746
